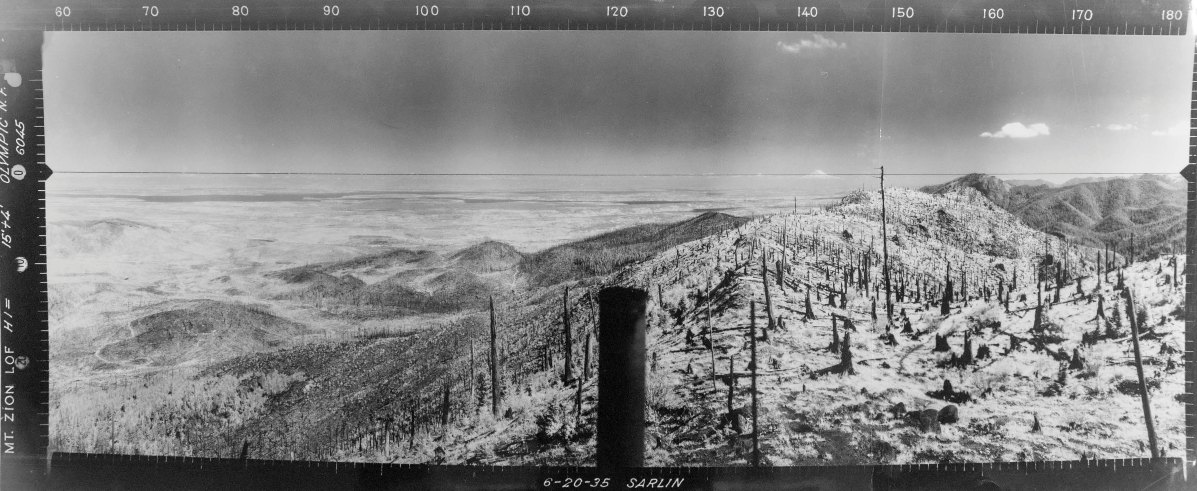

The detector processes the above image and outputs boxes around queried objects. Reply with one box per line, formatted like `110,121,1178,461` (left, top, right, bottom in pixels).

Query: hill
918,173,1016,208
95,300,311,368
521,211,750,286
921,174,1185,257
449,241,525,272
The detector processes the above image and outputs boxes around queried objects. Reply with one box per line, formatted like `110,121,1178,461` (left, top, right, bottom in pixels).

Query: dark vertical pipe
597,287,648,469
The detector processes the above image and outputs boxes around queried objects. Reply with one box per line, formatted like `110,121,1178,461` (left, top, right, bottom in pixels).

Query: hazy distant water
48,174,895,252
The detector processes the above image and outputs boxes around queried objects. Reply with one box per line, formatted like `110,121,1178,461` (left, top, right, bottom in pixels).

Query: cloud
776,35,845,55
804,169,838,179
1151,122,1187,137
1106,123,1136,131
980,122,1050,139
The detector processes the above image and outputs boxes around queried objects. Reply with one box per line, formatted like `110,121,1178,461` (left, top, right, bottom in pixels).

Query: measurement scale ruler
0,0,1190,34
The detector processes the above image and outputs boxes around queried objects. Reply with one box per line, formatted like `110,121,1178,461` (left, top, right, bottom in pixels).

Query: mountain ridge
920,173,1185,257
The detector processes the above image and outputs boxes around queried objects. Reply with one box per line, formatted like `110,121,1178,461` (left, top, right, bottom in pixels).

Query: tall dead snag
776,259,785,291
881,166,894,320
726,355,736,419
1097,251,1103,285
596,287,648,469
1129,232,1136,264
441,381,450,426
707,282,716,391
469,339,476,407
940,264,952,316
575,375,584,423
489,296,501,417
762,256,776,331
563,286,573,384
803,290,816,321
997,277,1006,310
582,332,592,381
827,316,841,353
749,300,760,467
1126,290,1159,458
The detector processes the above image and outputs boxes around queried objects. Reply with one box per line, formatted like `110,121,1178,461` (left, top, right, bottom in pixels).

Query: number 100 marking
416,5,438,16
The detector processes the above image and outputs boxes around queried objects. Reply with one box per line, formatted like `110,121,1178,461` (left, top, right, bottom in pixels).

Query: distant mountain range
919,173,1186,258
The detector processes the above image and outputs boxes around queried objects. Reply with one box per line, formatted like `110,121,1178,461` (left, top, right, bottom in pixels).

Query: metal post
597,287,648,468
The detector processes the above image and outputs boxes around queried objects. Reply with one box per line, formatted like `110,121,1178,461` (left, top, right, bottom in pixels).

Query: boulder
938,405,959,424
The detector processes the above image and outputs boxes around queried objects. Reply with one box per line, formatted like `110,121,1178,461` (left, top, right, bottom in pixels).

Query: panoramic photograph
43,31,1189,466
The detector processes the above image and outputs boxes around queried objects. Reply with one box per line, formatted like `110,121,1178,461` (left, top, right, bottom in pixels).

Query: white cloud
1151,122,1187,137
980,122,1050,139
1106,123,1136,131
804,169,838,179
776,35,845,54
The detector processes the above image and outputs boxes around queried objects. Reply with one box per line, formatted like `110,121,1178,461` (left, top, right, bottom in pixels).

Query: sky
43,31,1193,183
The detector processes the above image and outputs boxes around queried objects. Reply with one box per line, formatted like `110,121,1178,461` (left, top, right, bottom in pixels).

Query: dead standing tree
762,255,776,330
1126,289,1159,458
881,166,894,321
749,300,760,467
